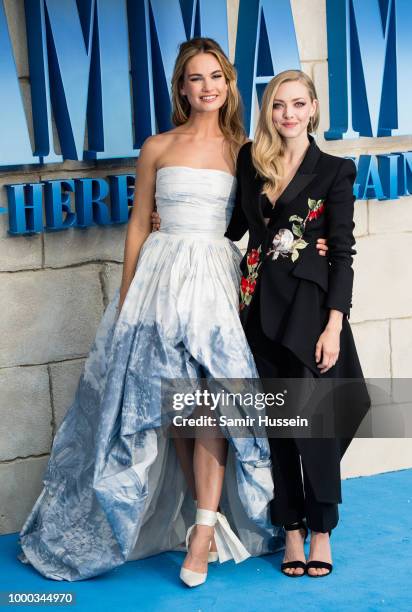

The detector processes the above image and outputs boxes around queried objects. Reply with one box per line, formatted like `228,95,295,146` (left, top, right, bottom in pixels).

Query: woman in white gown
17,38,283,583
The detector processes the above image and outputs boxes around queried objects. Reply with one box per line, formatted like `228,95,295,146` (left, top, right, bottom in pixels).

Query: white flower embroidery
267,228,295,260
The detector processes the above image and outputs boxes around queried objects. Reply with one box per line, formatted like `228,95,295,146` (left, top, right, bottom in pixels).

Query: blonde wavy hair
171,37,247,164
252,70,319,200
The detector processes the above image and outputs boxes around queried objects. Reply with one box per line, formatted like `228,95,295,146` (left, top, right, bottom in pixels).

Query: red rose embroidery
248,279,256,293
241,277,256,295
241,277,249,293
239,246,262,310
308,201,325,221
247,249,260,266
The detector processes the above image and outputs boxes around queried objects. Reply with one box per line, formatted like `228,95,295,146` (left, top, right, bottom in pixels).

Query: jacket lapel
241,137,322,320
275,135,321,207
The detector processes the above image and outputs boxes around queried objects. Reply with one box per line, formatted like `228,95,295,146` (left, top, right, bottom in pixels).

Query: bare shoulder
138,130,183,167
139,133,167,160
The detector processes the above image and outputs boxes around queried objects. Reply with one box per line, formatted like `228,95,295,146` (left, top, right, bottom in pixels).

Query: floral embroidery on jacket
239,247,262,310
267,198,325,263
239,199,326,310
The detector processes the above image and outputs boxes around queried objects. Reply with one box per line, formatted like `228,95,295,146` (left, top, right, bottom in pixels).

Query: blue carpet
1,469,411,611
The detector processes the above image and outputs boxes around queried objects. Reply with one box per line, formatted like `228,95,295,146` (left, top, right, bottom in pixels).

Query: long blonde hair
171,37,247,164
252,70,320,200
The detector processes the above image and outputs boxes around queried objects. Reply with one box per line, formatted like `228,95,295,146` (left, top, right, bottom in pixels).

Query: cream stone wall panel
38,159,98,174
4,0,29,78
355,135,412,155
391,319,412,379
101,262,124,304
0,366,52,461
19,78,35,151
312,62,330,150
351,321,390,379
342,439,412,479
0,267,104,367
39,166,136,183
0,456,49,534
351,320,391,407
350,234,412,323
391,318,412,404
49,359,85,430
39,159,136,177
369,196,412,235
320,133,412,158
300,62,314,80
0,216,42,272
227,0,239,62
44,224,127,268
353,199,368,237
291,0,327,62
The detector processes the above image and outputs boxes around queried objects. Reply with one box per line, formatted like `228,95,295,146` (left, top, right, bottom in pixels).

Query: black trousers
245,291,339,533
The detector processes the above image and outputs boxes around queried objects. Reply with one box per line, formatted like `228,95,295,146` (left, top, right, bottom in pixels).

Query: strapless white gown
18,167,283,581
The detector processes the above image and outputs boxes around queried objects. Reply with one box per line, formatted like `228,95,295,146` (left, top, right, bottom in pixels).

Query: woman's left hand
315,326,341,374
316,238,328,256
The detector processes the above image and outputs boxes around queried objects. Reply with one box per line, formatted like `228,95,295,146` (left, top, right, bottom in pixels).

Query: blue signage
1,0,411,235
0,0,229,167
325,0,411,140
6,175,135,235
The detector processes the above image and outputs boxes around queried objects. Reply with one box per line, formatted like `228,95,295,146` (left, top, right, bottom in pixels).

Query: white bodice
155,166,237,239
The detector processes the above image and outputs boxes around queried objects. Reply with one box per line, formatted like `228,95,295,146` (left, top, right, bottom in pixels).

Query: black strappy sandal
306,530,333,577
280,520,308,578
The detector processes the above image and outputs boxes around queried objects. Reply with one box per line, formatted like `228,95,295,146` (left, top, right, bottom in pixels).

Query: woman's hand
315,310,343,373
151,210,161,231
316,238,328,256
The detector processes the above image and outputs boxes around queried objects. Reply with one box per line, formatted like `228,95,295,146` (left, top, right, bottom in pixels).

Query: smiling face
271,79,317,140
180,52,228,114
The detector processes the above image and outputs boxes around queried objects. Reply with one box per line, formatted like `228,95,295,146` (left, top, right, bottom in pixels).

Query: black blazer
226,137,357,340
225,138,370,501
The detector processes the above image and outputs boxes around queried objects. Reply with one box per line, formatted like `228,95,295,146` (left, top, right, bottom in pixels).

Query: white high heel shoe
180,508,216,587
180,508,251,587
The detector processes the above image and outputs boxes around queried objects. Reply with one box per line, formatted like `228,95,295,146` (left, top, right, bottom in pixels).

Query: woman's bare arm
118,137,159,312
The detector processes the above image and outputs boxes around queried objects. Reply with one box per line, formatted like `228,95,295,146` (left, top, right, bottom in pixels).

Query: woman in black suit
225,70,369,578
